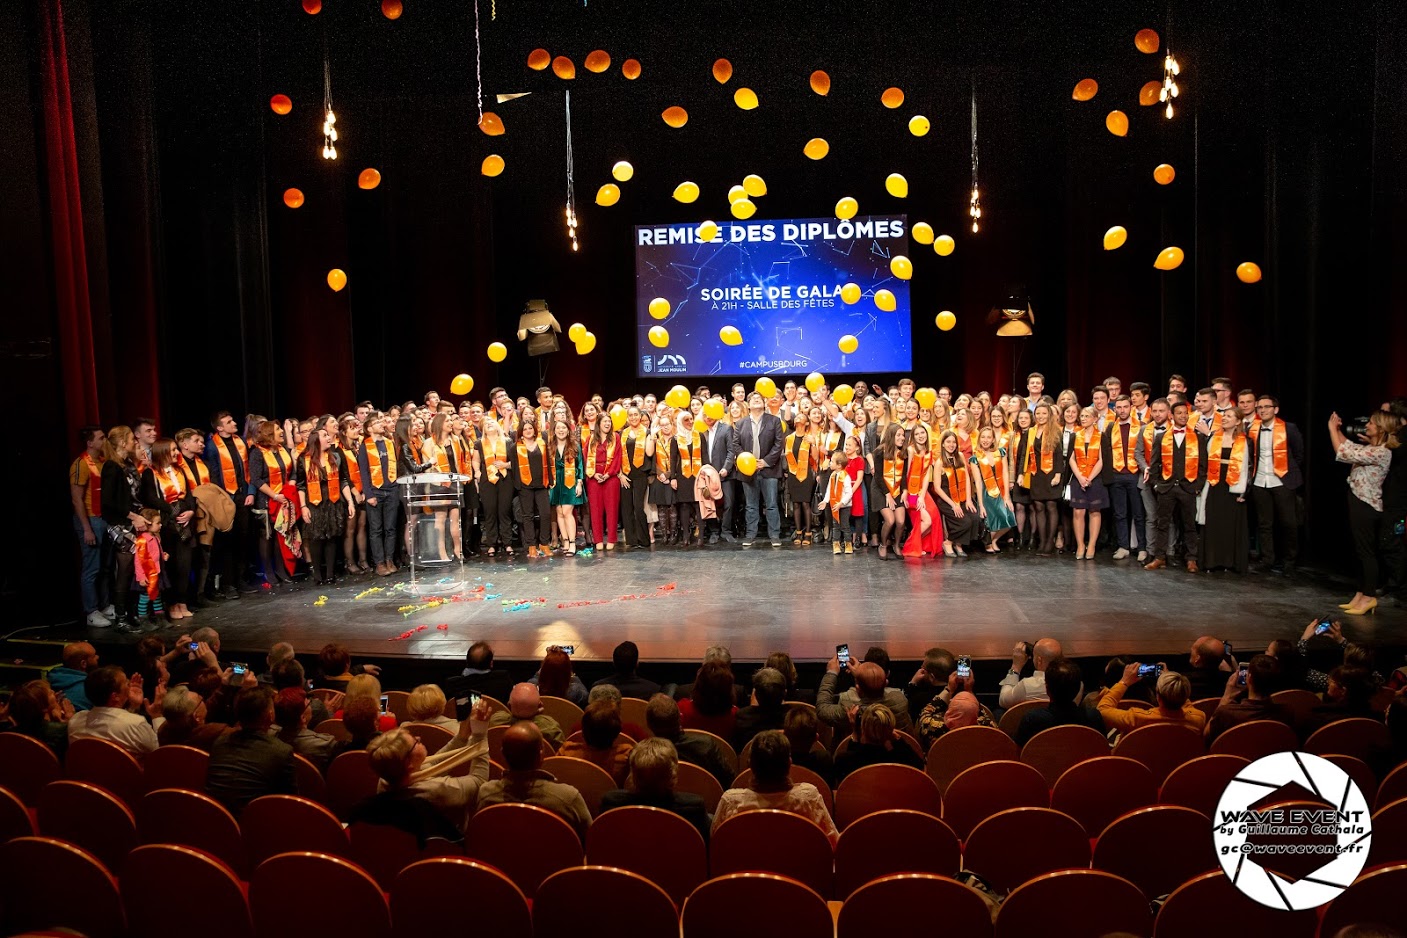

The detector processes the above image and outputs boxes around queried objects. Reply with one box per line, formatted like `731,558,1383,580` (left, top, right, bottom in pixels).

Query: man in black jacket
700,404,735,543
729,391,785,548
443,642,514,705
1248,395,1306,575
1145,400,1209,572
590,641,660,699
732,667,787,752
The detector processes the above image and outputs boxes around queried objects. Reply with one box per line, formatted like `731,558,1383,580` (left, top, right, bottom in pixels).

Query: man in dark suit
730,391,784,547
443,641,514,705
1145,400,1208,572
699,404,735,544
1102,395,1148,561
1248,395,1305,575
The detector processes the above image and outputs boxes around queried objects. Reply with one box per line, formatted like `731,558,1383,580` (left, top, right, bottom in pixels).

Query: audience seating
710,808,834,897
995,869,1151,938
65,736,144,807
1303,717,1391,762
308,688,345,708
925,724,1018,794
833,731,925,764
833,809,961,898
1190,696,1221,721
326,749,380,820
1050,756,1158,838
1112,722,1205,784
1377,761,1407,810
120,843,253,938
997,699,1045,737
1091,805,1217,899
675,759,726,813
0,837,125,938
542,755,617,815
837,872,994,937
251,851,391,938
36,780,137,872
1323,753,1379,807
535,866,679,938
390,857,531,938
349,821,463,890
0,784,35,842
314,717,352,742
142,743,210,793
942,760,1048,840
1270,688,1321,727
1319,862,1407,937
292,752,328,802
1153,870,1319,937
1207,718,1298,761
1019,724,1110,787
618,697,652,735
835,763,943,830
962,808,1092,894
564,729,639,747
738,736,828,773
1369,797,1407,866
401,721,455,755
586,804,708,905
681,873,832,938
384,690,410,723
137,788,246,876
465,802,584,895
730,764,834,817
539,695,584,734
0,733,61,806
682,728,738,774
242,794,351,869
1158,754,1248,817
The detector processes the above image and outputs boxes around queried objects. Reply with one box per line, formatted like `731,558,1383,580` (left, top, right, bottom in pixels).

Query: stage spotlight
988,296,1035,337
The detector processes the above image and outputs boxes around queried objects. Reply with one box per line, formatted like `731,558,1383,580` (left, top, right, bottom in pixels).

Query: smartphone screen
189,642,200,651
379,694,389,714
956,655,972,679
836,643,850,671
1222,641,1233,659
558,645,575,656
455,692,482,721
1237,665,1249,686
1315,619,1332,636
1138,663,1162,680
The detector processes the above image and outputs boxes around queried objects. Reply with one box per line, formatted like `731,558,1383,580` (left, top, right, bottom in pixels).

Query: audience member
679,660,739,739
834,703,925,782
1098,665,1206,733
646,693,733,789
903,646,956,721
258,641,296,685
487,682,566,747
405,684,460,731
157,685,231,749
559,699,635,785
1186,635,1233,700
314,642,355,690
733,667,788,751
342,695,384,751
1303,666,1382,738
444,640,514,704
272,687,339,770
600,738,712,843
713,730,839,847
48,642,100,712
67,665,159,758
1205,656,1295,743
270,657,330,725
475,722,592,840
1015,657,1106,747
818,659,913,733
586,684,648,739
998,638,1063,708
205,685,296,816
1265,639,1310,691
915,667,990,749
765,651,813,704
781,705,835,786
1,680,73,757
531,645,589,707
336,674,396,732
590,641,661,699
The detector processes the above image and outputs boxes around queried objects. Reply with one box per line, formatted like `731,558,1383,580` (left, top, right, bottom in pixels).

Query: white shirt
69,706,159,758
998,670,1048,709
712,783,839,846
1253,425,1283,489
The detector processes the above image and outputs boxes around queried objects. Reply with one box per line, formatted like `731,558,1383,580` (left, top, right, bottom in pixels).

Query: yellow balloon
673,181,700,203
698,220,719,242
935,310,957,331
1106,110,1129,137
610,405,628,431
735,451,758,476
648,325,669,348
719,325,742,346
838,334,859,354
743,174,767,198
487,341,508,362
730,198,756,220
327,268,347,291
840,282,862,305
1154,246,1185,271
831,384,854,406
734,87,759,110
648,297,671,320
1236,262,1263,284
1103,226,1128,251
915,387,937,410
804,138,830,160
755,376,777,399
568,322,586,342
889,257,912,281
885,173,909,198
874,289,897,311
1153,163,1176,185
835,196,858,220
911,222,934,245
481,154,505,177
727,184,747,205
450,373,473,395
665,385,691,409
908,115,930,137
611,161,634,182
934,235,955,257
805,372,825,394
595,183,620,206
703,398,725,420
576,331,597,354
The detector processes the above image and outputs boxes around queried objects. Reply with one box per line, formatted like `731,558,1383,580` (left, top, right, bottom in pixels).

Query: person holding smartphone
1203,655,1296,743
1096,662,1206,735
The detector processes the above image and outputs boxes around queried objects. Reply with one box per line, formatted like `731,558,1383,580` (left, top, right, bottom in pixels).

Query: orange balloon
809,70,831,95
1135,28,1160,54
552,56,576,80
1153,246,1185,271
880,87,904,109
661,106,689,129
1153,163,1176,185
1236,262,1263,284
527,48,551,71
282,188,304,209
477,112,505,136
301,0,321,13
622,58,641,80
712,58,733,84
269,94,292,115
803,137,830,160
1072,78,1099,101
1106,110,1129,137
327,268,347,292
584,50,611,73
1139,81,1162,107
357,168,381,190
381,0,403,19
481,154,505,177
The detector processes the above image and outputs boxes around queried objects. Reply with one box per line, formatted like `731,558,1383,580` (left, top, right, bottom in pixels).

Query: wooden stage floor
71,547,1405,665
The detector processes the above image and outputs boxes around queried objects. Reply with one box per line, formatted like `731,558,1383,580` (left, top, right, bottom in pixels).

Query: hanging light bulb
1161,48,1181,120
321,57,339,158
968,91,982,234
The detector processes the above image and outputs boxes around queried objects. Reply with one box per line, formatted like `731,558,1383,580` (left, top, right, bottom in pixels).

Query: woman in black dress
1028,402,1063,555
934,430,978,557
646,415,678,545
141,438,197,618
297,419,353,586
619,406,652,550
1055,402,1081,553
784,410,817,545
873,423,908,559
100,425,153,631
1198,408,1251,573
1009,407,1035,549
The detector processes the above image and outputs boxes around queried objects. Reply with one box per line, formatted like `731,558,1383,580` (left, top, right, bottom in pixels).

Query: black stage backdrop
3,0,1405,619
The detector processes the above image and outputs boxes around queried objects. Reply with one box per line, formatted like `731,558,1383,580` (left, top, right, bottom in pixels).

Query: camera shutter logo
1212,752,1371,910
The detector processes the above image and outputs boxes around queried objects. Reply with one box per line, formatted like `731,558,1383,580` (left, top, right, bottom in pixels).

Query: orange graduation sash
1160,428,1201,482
1206,431,1247,486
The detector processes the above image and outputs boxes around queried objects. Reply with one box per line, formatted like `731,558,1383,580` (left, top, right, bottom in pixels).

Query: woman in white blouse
1330,410,1403,615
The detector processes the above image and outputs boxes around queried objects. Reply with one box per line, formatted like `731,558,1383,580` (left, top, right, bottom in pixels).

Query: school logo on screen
641,355,653,374
654,354,687,374
1213,752,1371,910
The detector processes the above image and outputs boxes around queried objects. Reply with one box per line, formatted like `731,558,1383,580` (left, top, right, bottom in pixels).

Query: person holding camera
1096,663,1205,734
1329,409,1403,615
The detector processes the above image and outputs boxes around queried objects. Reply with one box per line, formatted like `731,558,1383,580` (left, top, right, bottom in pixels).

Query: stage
72,547,1403,667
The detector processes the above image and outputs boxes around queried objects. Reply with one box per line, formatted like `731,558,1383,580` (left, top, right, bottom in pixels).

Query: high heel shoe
1338,602,1355,610
1343,600,1377,616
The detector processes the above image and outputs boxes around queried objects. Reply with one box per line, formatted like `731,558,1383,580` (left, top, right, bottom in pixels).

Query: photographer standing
1329,409,1403,615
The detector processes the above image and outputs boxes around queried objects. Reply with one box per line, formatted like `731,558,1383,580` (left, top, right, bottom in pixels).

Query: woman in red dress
902,422,944,559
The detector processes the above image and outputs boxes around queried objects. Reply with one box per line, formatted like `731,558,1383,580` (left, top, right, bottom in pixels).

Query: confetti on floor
313,595,328,607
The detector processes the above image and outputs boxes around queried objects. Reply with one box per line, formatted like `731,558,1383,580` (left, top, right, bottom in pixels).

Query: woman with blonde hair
1068,406,1108,559
951,408,974,462
548,418,584,555
101,425,151,630
971,426,1017,553
1028,402,1062,555
419,414,459,563
337,672,396,732
476,415,514,557
874,424,908,559
902,422,943,558
339,415,371,573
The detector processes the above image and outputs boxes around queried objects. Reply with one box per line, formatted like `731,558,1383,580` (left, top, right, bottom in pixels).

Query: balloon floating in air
595,183,620,206
1135,28,1160,53
1236,262,1263,283
874,289,898,311
327,269,347,292
835,196,858,220
450,373,473,395
282,188,304,208
911,222,934,245
712,58,733,83
734,87,759,110
665,385,690,408
730,198,756,220
1154,246,1185,270
621,59,641,80
755,376,777,399
527,49,551,70
804,138,830,160
381,0,403,19
1139,81,1161,106
831,384,854,406
1103,226,1128,250
805,372,825,394
672,181,700,203
1106,110,1129,137
1072,78,1099,101
648,298,671,320
885,173,909,198
568,323,586,342
481,154,505,177
735,451,758,475
487,342,507,362
888,257,911,281
552,56,576,80
610,405,628,430
838,334,859,354
584,50,611,73
934,235,955,256
698,220,719,242
662,106,689,128
302,0,321,13
743,174,767,197
727,184,748,204
809,70,831,95
881,87,904,108
719,325,742,346
611,161,634,182
648,326,669,348
478,112,505,136
576,331,597,354
358,168,382,190
935,311,957,331
270,94,292,115
840,282,861,305
909,115,930,137
915,387,937,409
1153,163,1176,185
703,398,725,420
